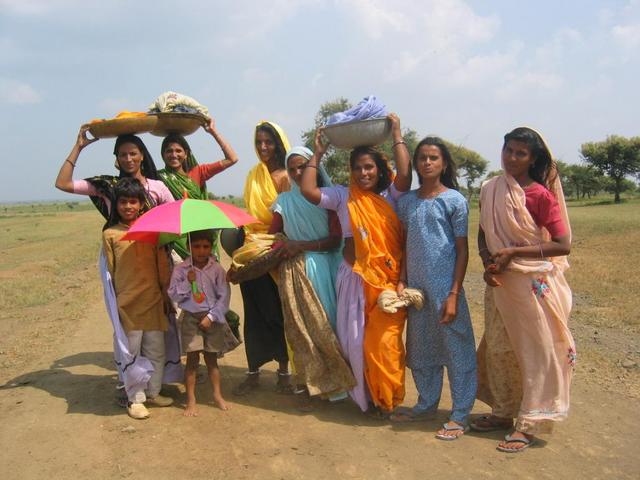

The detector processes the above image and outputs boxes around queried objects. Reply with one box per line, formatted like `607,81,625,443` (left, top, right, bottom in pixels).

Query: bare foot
183,402,199,417
213,395,229,411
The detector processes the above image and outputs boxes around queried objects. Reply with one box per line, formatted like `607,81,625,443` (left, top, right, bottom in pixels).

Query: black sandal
232,371,260,396
275,370,295,395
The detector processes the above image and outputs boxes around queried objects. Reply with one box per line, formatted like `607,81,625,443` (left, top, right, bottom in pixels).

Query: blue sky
1,0,638,202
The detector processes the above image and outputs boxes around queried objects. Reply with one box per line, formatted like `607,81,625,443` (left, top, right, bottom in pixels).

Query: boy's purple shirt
168,256,229,323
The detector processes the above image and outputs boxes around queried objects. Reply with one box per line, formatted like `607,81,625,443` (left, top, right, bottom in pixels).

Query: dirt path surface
0,211,640,480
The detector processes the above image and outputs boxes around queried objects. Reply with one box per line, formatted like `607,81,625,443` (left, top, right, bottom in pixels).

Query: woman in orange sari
474,127,574,452
300,114,411,417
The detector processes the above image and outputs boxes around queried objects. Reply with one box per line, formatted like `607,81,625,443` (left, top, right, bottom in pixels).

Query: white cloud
0,78,41,104
612,23,640,48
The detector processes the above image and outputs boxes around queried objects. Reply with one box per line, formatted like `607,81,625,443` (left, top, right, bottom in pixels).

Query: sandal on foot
275,370,295,395
232,371,260,396
435,422,469,441
390,408,436,423
497,433,535,453
365,406,390,420
470,415,513,432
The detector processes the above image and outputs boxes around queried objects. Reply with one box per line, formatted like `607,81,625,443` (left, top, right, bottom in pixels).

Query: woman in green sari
158,117,239,258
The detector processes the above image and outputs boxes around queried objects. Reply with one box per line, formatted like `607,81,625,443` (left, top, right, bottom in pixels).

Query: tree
581,135,640,203
301,98,419,185
445,142,488,200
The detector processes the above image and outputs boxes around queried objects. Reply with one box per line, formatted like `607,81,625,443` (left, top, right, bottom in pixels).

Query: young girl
300,114,412,418
474,127,574,453
394,137,477,440
102,178,173,419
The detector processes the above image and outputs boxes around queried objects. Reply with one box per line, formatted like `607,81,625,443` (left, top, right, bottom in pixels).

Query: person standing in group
300,114,412,418
102,178,173,419
158,117,239,259
54,127,181,407
168,229,240,416
269,146,355,409
392,137,477,440
232,121,293,396
474,127,574,453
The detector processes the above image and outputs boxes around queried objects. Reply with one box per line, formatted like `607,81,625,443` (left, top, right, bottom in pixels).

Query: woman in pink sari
474,127,575,453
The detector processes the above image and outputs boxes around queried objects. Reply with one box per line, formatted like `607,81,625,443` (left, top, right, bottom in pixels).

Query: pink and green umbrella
122,199,259,245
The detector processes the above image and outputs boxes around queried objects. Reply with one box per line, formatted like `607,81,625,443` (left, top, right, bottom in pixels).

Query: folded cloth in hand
326,95,388,125
148,91,210,117
377,288,425,314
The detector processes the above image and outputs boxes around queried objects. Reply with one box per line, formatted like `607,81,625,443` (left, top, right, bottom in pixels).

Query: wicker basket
149,112,208,137
88,116,158,139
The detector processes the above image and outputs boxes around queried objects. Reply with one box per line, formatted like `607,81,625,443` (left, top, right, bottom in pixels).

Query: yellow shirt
102,223,170,332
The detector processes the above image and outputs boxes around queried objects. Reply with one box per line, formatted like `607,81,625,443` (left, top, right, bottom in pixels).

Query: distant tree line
302,99,640,203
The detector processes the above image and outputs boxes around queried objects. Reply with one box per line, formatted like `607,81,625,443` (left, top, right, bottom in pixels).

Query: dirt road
1,261,638,479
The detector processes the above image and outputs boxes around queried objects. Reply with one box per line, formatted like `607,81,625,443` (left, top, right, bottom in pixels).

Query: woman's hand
439,294,458,324
314,127,329,158
396,280,406,296
203,117,216,135
388,113,401,139
76,124,98,150
483,266,502,287
492,247,514,273
276,240,304,259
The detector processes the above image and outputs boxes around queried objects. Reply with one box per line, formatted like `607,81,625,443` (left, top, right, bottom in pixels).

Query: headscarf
86,134,158,227
157,134,208,200
243,121,291,235
274,146,333,241
480,126,571,273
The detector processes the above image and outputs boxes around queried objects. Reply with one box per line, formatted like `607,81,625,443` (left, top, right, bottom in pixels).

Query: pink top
72,178,174,214
524,182,567,237
188,162,225,188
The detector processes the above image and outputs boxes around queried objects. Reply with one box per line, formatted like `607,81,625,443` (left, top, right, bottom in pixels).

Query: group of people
55,114,575,454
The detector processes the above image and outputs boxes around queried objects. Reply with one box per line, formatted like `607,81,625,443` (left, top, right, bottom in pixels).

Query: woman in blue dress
395,136,477,440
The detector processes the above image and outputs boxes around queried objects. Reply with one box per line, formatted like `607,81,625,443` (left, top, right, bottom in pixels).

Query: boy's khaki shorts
180,311,240,354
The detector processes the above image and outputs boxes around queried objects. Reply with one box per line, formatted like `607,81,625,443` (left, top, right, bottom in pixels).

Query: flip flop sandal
275,370,295,395
390,409,436,423
435,422,469,441
496,433,535,453
470,415,513,432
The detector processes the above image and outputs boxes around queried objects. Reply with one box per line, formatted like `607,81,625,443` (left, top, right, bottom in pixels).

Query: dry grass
0,207,104,369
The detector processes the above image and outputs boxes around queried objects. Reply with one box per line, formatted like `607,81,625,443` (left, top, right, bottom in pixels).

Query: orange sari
347,180,406,412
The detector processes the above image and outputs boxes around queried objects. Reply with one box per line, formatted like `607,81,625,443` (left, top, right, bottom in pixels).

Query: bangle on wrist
66,159,76,168
448,290,460,296
306,164,318,169
392,140,406,148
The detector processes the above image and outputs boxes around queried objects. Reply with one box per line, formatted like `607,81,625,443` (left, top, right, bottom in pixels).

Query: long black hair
113,134,159,180
161,134,195,173
412,136,459,189
503,127,555,187
255,123,287,169
349,146,392,193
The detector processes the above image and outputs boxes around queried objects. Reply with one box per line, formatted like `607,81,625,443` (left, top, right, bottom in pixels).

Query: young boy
168,229,239,416
102,178,174,420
